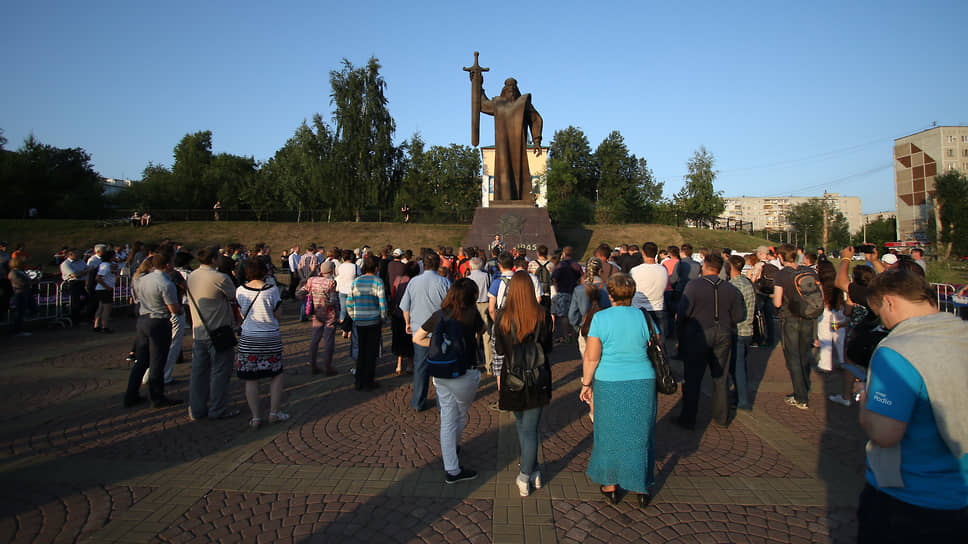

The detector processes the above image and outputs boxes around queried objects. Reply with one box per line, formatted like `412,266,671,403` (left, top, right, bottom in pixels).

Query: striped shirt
347,274,387,326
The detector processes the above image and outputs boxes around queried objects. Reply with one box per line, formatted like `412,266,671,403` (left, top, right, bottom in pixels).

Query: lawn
2,218,787,269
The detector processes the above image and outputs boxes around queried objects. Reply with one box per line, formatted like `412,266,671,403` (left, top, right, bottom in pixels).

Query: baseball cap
881,254,898,265
392,248,403,257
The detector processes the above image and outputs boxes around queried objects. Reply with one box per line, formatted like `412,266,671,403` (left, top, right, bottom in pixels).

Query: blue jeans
514,407,543,475
411,342,431,411
731,334,752,410
338,293,349,322
189,338,235,418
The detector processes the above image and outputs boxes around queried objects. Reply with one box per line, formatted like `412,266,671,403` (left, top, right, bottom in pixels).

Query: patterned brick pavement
0,302,867,542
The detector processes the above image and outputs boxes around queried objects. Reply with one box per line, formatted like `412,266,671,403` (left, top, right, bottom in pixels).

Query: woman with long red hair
494,271,553,497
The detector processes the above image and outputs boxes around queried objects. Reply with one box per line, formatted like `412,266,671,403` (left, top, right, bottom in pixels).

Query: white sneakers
516,471,543,497
516,473,530,497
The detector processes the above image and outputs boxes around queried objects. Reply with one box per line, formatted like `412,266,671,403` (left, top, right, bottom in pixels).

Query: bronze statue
465,52,543,202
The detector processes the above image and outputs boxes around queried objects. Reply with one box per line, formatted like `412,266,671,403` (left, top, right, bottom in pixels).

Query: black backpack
535,260,552,293
426,311,468,379
504,320,548,393
787,267,824,319
756,263,778,295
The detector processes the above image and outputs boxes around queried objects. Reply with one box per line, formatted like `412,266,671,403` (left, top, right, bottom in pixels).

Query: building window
947,135,956,143
963,135,968,143
963,148,968,157
946,148,955,157
947,163,956,171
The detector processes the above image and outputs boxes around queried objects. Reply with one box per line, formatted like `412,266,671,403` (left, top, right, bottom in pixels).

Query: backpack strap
703,277,721,322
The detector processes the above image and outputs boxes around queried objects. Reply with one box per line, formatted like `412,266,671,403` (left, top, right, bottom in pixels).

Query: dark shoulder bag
187,285,248,352
640,308,678,395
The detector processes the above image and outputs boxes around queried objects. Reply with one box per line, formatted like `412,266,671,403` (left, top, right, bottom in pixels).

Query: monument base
464,206,558,255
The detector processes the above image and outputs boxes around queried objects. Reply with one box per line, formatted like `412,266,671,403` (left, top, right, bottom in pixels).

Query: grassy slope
4,219,772,268
557,224,774,261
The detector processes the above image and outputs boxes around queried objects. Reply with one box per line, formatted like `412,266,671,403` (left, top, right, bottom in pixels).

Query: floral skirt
236,331,284,380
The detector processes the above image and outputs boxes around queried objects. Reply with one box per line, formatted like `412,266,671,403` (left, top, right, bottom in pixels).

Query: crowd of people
3,236,966,538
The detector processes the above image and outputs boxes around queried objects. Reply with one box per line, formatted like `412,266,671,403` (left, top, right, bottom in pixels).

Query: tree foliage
674,146,724,227
395,134,480,222
329,57,402,219
785,198,851,250
934,170,968,258
861,217,897,248
546,126,596,224
0,134,104,218
546,127,662,225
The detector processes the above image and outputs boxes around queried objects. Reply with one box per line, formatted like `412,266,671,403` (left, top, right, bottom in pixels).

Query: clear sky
3,0,966,214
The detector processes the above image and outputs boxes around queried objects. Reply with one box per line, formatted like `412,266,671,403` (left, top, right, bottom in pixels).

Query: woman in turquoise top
579,273,656,507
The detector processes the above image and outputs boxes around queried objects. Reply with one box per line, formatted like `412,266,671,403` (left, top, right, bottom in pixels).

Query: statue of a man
474,77,543,201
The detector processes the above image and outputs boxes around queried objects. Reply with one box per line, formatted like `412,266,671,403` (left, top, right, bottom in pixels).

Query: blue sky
3,0,966,213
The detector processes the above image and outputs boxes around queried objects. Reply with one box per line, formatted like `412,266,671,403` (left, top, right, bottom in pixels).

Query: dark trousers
354,324,381,389
66,280,86,324
309,323,336,369
126,316,172,403
781,317,814,404
86,286,99,320
755,293,775,345
680,327,732,426
857,483,968,543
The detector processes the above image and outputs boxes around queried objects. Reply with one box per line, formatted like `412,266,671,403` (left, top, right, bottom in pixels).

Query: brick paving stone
553,500,856,544
158,491,492,543
540,357,808,479
248,377,500,470
0,483,151,543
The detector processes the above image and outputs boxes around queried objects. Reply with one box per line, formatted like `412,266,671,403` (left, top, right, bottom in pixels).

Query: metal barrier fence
932,283,967,319
7,274,134,329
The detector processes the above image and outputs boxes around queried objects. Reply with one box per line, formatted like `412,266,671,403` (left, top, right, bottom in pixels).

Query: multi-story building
893,126,968,242
723,193,863,234
479,145,548,208
864,211,896,224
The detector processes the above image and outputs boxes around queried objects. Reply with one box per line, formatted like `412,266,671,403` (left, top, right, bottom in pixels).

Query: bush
550,195,594,225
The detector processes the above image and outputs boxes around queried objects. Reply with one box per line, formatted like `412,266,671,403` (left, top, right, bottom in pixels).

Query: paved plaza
0,302,864,543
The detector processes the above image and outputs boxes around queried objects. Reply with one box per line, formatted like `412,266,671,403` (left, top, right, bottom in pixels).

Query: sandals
249,417,262,429
268,411,290,423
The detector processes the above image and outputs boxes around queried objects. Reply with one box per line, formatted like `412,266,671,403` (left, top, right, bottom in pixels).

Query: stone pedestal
463,205,557,255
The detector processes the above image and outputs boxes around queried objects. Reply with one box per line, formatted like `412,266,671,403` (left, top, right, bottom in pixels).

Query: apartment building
893,126,968,242
723,193,863,233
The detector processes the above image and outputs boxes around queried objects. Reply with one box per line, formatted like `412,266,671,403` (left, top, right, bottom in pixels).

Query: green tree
933,170,968,258
594,131,643,223
862,217,897,248
785,198,851,250
330,57,402,220
546,126,596,224
674,146,724,227
171,130,215,208
394,135,480,222
0,134,104,218
263,115,338,221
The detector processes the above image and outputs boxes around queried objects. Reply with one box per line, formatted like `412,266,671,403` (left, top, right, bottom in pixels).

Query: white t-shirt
95,261,116,291
237,284,281,334
630,262,668,311
336,262,359,294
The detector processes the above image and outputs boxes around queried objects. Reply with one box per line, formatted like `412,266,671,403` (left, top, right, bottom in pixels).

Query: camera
854,244,876,254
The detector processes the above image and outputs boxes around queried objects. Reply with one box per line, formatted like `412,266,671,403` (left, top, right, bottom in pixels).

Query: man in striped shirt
347,255,387,391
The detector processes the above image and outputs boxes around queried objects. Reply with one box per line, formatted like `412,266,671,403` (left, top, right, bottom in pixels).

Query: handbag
304,292,315,319
187,284,258,352
640,309,678,395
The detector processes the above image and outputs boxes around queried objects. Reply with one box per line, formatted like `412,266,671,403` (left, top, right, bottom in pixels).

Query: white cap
881,254,898,265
